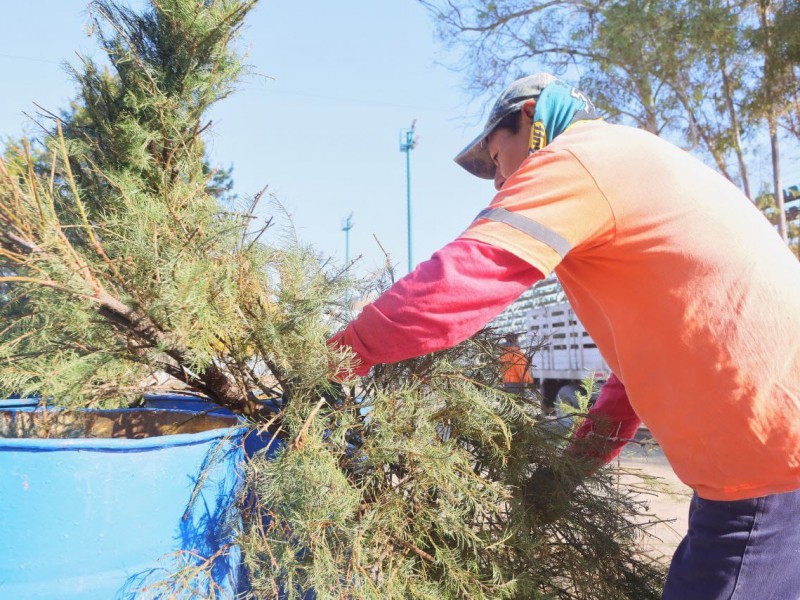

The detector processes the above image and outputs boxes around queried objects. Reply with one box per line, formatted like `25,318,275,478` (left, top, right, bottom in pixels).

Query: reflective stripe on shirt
475,207,572,257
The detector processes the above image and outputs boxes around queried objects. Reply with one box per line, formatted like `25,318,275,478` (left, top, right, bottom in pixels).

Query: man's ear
522,99,537,121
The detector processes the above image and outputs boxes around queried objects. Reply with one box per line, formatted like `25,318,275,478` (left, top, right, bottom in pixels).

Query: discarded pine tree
0,1,666,598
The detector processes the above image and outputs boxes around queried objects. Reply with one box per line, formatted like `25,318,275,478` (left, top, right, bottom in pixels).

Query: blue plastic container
142,392,234,416
0,397,41,410
142,393,286,419
0,408,246,600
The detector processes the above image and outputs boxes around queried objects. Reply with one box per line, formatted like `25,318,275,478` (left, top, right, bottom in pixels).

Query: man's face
486,99,536,191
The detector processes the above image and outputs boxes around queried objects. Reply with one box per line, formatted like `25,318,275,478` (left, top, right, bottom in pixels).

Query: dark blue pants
663,488,800,600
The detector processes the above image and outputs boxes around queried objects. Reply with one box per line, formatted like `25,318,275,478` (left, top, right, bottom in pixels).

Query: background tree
1,1,670,598
743,0,800,239
776,0,800,140
756,187,800,255
420,0,800,210
0,0,279,411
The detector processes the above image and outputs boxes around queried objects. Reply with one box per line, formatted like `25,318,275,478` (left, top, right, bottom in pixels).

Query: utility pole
399,120,417,273
341,212,354,318
341,212,354,265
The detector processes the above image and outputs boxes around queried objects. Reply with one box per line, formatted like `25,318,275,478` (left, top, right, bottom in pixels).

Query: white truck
525,302,608,412
492,275,608,412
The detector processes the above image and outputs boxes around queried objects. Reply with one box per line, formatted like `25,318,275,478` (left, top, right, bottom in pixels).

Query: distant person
498,333,534,400
330,73,800,599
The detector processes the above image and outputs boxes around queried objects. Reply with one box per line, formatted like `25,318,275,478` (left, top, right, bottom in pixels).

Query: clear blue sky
2,1,797,276
0,0,494,276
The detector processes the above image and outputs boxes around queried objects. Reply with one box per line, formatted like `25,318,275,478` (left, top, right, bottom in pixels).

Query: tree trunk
95,288,248,411
676,89,735,182
720,59,751,199
769,120,788,241
759,0,787,241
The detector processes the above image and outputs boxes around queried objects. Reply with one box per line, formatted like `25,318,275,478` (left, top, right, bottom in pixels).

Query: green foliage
0,0,342,410
1,1,667,598
756,188,800,256
242,340,666,599
419,0,800,200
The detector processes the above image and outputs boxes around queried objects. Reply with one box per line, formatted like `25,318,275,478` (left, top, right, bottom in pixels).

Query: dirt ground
615,429,693,560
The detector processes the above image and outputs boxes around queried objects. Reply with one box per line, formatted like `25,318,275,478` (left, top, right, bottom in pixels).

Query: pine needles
241,338,666,599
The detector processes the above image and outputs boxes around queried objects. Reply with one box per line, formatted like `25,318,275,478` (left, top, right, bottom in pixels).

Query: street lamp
399,120,417,273
341,212,354,265
341,212,354,317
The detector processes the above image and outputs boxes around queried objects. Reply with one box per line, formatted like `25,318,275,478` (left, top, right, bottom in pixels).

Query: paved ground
615,430,693,560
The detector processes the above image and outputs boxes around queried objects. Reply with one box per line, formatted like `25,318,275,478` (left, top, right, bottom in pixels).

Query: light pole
341,212,354,317
399,120,417,273
341,212,354,265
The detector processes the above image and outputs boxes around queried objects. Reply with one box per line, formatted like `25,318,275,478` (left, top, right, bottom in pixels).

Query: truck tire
556,384,582,410
555,383,583,426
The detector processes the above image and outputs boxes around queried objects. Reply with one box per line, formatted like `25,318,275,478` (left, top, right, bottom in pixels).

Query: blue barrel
139,394,285,458
0,397,41,410
237,434,319,600
0,408,246,599
142,392,234,416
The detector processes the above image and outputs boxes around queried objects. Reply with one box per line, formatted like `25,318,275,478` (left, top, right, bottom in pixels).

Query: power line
0,53,61,65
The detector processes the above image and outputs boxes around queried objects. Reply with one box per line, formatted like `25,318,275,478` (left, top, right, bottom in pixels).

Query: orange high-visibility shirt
461,120,800,501
500,346,534,384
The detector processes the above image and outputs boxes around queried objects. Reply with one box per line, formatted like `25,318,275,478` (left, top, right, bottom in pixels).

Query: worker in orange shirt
329,73,800,599
498,333,534,400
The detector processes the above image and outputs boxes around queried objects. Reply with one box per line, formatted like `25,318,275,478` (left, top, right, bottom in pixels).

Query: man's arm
568,373,641,465
328,238,544,375
523,375,639,522
329,237,640,465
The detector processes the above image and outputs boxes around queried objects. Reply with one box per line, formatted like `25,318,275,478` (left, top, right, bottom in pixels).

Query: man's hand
327,329,372,380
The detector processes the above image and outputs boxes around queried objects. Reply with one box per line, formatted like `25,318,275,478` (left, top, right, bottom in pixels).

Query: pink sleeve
328,238,543,375
569,373,641,464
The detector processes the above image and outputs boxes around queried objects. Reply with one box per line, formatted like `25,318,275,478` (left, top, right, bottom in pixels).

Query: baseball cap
454,73,556,179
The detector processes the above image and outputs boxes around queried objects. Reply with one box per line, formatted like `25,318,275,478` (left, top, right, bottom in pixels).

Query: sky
2,1,798,277
0,0,496,277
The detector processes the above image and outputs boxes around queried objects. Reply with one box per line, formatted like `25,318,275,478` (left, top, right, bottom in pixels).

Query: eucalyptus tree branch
421,0,595,34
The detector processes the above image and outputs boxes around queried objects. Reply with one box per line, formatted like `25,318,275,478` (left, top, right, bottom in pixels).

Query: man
329,73,800,599
498,333,534,400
